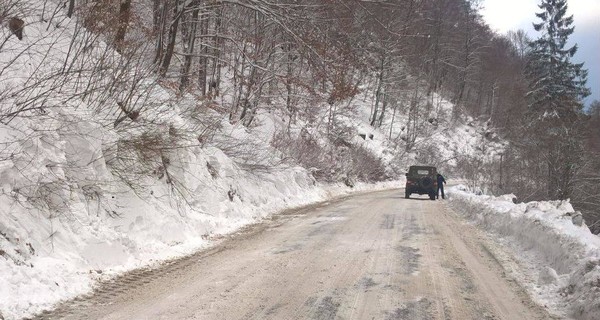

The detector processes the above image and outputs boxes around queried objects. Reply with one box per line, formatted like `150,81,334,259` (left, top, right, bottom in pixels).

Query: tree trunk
285,42,296,125
180,6,199,91
153,0,168,65
406,84,420,151
159,0,183,77
198,8,208,95
371,57,385,127
115,0,132,53
547,142,560,199
378,91,387,127
389,102,397,139
209,4,223,96
67,0,76,18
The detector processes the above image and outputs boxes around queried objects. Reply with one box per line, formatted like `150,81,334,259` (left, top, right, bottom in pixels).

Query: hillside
4,0,600,319
0,0,510,318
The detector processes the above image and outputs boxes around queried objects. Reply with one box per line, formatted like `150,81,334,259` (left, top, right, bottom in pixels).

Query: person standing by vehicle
436,173,446,199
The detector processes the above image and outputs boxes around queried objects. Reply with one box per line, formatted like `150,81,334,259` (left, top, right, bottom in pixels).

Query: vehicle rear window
409,167,433,175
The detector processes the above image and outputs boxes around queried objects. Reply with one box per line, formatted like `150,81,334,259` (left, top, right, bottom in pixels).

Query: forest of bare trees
2,0,598,230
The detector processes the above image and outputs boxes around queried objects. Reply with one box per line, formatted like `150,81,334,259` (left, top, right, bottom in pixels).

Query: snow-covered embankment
448,186,600,320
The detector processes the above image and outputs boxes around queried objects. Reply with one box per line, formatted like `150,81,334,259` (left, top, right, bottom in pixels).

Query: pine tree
527,0,590,117
525,0,590,200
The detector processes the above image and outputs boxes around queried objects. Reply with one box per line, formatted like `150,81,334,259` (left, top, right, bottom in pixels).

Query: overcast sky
481,0,600,105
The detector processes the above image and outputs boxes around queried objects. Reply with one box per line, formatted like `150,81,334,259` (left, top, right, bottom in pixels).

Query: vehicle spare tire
420,176,433,189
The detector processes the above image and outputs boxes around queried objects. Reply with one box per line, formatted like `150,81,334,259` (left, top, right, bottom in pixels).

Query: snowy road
34,189,555,320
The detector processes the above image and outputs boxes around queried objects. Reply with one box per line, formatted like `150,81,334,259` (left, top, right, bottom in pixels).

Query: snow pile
448,186,600,320
0,129,401,320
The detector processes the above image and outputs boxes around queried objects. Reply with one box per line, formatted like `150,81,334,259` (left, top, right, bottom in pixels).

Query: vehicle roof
408,165,437,169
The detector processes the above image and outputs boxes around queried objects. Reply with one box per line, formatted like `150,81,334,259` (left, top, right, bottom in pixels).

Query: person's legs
441,186,445,199
436,186,440,199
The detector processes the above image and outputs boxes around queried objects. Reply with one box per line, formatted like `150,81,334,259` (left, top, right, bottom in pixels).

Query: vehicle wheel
420,177,433,189
429,193,436,200
405,192,410,199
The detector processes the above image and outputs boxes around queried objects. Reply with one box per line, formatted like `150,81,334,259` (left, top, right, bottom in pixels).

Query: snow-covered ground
448,186,600,320
3,1,597,319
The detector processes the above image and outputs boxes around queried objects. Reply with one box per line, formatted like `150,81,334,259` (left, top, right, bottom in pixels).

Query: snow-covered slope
0,3,409,319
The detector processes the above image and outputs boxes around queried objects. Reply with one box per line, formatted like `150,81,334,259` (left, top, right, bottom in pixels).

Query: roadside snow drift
0,140,400,320
448,186,600,320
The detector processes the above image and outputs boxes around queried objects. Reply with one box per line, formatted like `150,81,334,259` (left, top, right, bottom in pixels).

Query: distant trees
574,100,600,232
525,0,590,200
54,0,530,140
586,100,600,151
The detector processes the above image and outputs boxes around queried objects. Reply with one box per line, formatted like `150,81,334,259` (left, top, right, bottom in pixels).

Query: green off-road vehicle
405,165,437,200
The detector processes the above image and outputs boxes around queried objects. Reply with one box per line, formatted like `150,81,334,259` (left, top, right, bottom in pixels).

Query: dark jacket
437,174,446,187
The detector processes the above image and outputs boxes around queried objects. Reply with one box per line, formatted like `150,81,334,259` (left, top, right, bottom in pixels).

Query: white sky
481,0,600,104
481,0,600,32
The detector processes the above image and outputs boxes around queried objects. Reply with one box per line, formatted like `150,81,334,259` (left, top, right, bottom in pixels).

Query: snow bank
448,186,600,320
0,142,401,320
0,126,401,320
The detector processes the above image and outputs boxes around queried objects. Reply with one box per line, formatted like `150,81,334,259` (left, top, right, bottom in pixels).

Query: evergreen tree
525,0,590,200
527,0,590,115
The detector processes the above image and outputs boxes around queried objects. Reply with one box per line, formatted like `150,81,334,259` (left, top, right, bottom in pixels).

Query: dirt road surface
33,189,556,320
